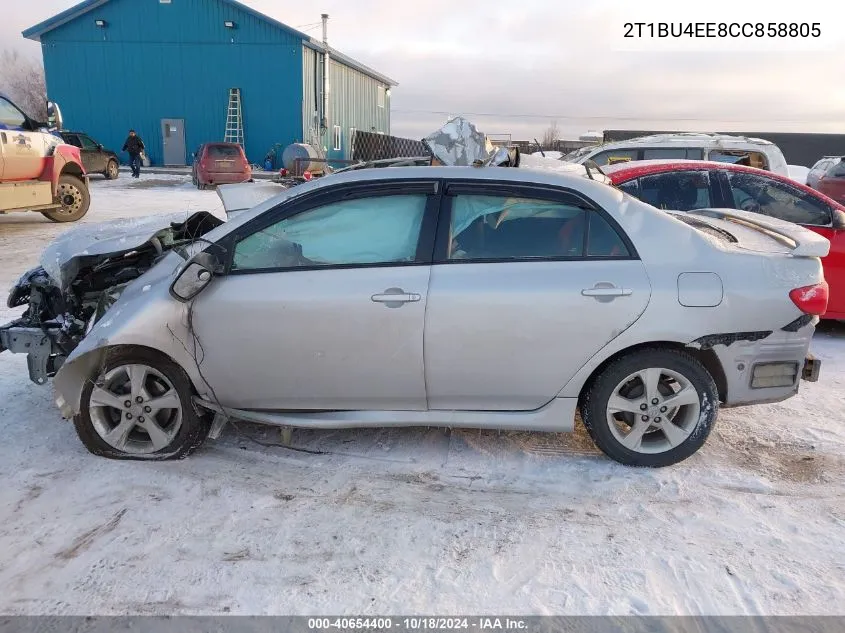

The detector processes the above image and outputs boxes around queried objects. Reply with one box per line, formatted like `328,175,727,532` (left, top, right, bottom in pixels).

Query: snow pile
0,177,844,616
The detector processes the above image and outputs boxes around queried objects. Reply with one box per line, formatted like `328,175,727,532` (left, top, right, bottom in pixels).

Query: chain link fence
351,131,430,162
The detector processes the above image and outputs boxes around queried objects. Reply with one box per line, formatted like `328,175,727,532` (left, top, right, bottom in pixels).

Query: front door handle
371,287,421,307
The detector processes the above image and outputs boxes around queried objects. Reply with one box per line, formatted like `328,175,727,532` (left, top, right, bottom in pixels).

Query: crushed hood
41,211,223,291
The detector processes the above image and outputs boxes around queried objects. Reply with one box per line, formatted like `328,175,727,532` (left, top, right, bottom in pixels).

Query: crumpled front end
1,211,224,386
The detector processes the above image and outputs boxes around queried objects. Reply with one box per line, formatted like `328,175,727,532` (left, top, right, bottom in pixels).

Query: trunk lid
677,208,831,258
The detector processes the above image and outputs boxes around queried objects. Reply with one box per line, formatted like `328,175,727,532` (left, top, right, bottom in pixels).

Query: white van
561,133,789,177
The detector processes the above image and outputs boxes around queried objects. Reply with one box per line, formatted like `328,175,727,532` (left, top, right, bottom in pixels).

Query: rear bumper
709,319,820,407
200,172,252,185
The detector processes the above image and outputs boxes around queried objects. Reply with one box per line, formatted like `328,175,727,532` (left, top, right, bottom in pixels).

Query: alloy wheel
88,363,184,454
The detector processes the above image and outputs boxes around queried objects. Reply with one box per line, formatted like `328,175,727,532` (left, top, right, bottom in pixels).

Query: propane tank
281,143,323,176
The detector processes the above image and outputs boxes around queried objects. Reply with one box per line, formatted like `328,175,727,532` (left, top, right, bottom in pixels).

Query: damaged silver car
0,166,829,467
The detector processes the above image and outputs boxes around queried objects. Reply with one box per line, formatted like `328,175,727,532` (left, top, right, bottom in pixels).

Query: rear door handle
371,288,421,306
581,286,632,298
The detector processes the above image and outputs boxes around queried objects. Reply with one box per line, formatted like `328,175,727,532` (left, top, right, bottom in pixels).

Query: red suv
191,142,252,189
605,159,845,320
817,157,845,205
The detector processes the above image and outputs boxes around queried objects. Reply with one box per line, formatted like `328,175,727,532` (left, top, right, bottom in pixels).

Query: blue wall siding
40,0,304,165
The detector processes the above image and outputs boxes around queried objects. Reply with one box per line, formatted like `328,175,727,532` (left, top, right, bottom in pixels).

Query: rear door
78,134,107,173
423,182,652,411
719,169,845,317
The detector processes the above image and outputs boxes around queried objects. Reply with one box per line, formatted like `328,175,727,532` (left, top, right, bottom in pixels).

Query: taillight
280,168,288,177
789,281,829,315
303,171,312,181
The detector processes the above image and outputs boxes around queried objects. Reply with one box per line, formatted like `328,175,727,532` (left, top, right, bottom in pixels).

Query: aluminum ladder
224,88,244,147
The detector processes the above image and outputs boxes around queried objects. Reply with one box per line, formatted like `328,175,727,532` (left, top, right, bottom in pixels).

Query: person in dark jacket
122,130,145,178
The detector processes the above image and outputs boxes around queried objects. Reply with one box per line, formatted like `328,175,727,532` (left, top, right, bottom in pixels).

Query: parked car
560,133,790,177
816,158,845,205
1,167,827,467
807,156,842,190
604,159,845,320
59,131,119,180
192,142,252,189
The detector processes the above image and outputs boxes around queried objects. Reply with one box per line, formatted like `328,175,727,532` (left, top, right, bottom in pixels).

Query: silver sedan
4,167,829,466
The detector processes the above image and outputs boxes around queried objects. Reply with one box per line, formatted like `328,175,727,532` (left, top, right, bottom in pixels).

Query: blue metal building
23,0,397,166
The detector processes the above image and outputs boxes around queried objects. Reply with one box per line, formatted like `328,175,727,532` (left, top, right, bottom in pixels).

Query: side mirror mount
46,101,63,131
169,251,219,302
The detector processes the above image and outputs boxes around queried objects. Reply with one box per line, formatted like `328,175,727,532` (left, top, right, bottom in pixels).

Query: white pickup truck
0,93,90,222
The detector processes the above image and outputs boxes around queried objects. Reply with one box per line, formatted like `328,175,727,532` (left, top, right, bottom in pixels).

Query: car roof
605,159,845,209
599,133,776,147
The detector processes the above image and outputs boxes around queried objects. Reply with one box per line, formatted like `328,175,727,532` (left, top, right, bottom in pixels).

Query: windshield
560,146,597,162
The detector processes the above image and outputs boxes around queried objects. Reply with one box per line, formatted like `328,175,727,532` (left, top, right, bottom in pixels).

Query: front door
190,183,439,410
161,118,186,166
424,184,652,411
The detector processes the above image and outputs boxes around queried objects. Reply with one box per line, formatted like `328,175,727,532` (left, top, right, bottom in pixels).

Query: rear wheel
74,348,210,460
104,159,119,180
42,174,90,222
581,348,719,467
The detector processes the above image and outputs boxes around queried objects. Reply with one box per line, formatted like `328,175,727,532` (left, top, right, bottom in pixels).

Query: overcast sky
4,0,844,142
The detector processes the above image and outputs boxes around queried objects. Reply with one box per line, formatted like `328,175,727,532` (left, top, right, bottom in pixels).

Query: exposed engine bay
1,211,223,384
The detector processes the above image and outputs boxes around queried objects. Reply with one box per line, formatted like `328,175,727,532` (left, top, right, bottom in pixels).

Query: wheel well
61,163,85,178
578,341,728,404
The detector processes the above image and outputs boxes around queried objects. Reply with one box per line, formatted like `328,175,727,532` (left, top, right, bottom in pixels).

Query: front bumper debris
802,354,821,382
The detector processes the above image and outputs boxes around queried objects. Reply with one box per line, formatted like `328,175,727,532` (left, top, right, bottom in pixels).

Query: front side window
447,194,629,261
638,171,714,211
0,98,26,129
232,194,428,271
727,172,832,225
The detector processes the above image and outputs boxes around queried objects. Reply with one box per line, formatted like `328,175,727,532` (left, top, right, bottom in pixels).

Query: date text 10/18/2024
308,617,528,630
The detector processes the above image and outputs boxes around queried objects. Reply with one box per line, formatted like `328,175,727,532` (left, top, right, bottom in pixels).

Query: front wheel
581,348,719,467
42,174,91,222
74,348,211,460
105,159,119,180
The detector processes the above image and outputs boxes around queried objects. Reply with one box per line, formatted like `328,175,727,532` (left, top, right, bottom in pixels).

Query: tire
581,348,719,467
104,159,119,180
42,174,91,222
73,348,211,461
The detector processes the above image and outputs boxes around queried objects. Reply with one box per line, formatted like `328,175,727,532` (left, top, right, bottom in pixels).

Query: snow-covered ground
0,175,844,616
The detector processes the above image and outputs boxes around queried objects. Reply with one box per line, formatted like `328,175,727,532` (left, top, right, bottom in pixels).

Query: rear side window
638,171,714,211
207,144,242,159
617,179,640,197
62,134,83,148
727,171,832,225
447,194,630,260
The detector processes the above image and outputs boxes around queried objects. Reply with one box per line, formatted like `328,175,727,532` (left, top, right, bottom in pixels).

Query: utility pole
321,13,330,152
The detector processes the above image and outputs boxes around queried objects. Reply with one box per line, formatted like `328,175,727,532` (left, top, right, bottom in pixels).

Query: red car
816,157,845,206
605,160,845,320
191,142,252,189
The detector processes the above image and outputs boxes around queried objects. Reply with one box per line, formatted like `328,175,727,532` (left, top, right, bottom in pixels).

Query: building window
377,86,385,108
333,125,341,151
